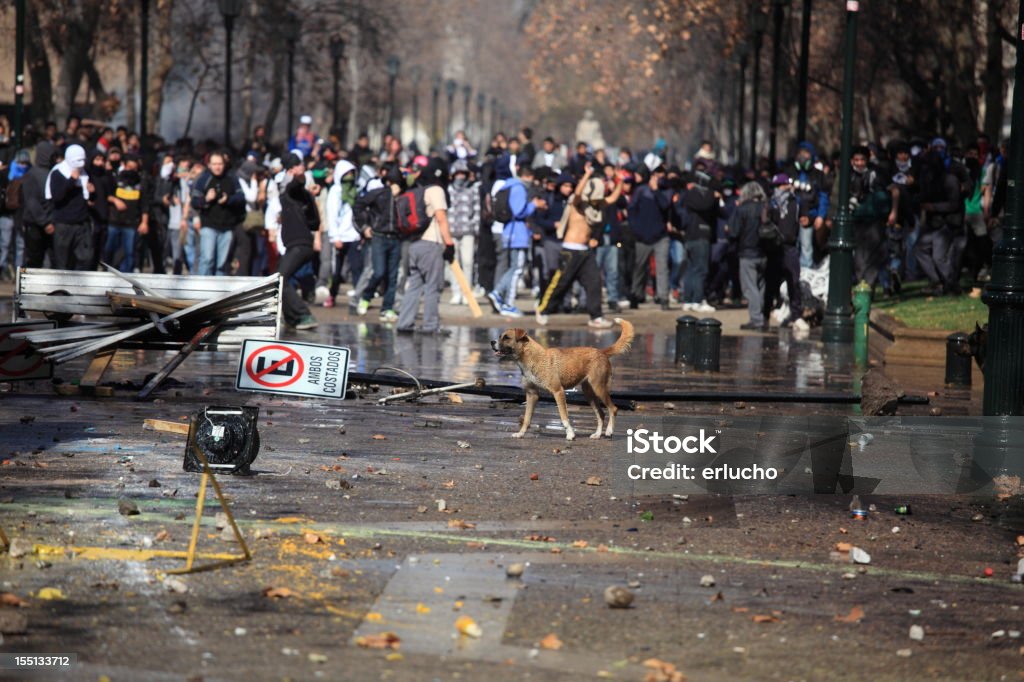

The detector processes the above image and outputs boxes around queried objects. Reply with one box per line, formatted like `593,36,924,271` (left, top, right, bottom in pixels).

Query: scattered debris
896,648,912,658
355,632,401,649
166,601,187,615
234,627,247,636
752,614,780,624
455,615,482,638
7,538,33,558
307,653,328,664
585,476,603,486
641,657,686,682
117,498,140,516
699,575,716,588
971,513,984,522
530,473,540,481
448,519,476,530
851,547,871,565
835,605,865,623
303,532,324,545
909,625,924,641
416,505,428,514
506,563,525,578
0,593,28,608
456,440,471,449
148,479,161,488
214,512,229,530
325,478,352,490
436,499,447,512
539,633,563,650
36,587,65,601
164,578,188,594
372,434,388,440
604,585,635,608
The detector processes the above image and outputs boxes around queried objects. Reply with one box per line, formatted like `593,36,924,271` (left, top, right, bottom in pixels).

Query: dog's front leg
553,389,576,441
514,388,540,438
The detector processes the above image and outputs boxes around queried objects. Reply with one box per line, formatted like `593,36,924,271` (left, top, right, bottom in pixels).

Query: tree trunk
982,0,1006,140
25,0,54,127
241,1,257,141
262,50,284,140
345,32,361,149
147,0,176,137
183,63,212,140
54,1,104,125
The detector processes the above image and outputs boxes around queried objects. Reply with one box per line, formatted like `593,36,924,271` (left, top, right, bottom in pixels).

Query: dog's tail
603,318,634,357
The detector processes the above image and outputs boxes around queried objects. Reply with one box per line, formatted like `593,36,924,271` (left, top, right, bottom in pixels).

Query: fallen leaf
355,632,401,649
442,480,456,489
304,532,324,545
642,657,687,682
835,605,865,623
261,587,295,599
731,607,749,613
154,530,171,542
416,603,431,615
597,544,609,553
585,476,603,486
455,615,482,638
446,393,464,404
0,592,27,608
36,587,65,600
839,527,849,534
448,519,476,530
752,614,779,624
525,534,556,542
365,612,383,622
539,633,563,650
835,542,853,553
572,540,589,548
372,434,387,440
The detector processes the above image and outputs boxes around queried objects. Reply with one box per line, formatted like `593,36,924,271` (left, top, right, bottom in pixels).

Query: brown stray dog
491,319,634,440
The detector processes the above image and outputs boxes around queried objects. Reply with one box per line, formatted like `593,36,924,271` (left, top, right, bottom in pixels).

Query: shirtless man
535,162,623,329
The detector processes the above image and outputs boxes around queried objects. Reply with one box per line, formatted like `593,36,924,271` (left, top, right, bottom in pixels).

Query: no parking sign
0,321,55,382
235,339,350,399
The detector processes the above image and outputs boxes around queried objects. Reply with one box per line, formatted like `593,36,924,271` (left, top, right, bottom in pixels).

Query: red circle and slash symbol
0,328,46,378
244,344,304,388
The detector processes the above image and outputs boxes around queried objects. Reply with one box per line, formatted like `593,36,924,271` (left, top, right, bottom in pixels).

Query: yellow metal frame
166,441,252,574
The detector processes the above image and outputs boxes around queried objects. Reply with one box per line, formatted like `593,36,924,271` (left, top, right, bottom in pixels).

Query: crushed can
895,504,912,516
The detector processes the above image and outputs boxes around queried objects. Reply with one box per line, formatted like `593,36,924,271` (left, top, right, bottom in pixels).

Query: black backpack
393,186,431,239
354,187,396,236
492,186,514,223
758,203,783,248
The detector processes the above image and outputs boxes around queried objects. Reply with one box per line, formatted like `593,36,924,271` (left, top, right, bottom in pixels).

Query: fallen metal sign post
378,377,487,404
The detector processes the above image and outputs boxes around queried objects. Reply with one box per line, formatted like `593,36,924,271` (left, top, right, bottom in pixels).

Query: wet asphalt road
1,307,1021,681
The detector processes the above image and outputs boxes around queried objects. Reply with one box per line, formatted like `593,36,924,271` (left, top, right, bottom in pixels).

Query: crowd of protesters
0,112,1006,333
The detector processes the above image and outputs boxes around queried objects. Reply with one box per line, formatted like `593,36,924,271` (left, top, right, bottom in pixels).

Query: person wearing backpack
446,160,481,305
487,165,546,317
728,181,769,331
396,157,457,335
765,174,803,327
355,165,403,322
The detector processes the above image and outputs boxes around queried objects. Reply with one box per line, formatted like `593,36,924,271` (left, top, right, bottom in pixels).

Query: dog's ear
512,328,528,342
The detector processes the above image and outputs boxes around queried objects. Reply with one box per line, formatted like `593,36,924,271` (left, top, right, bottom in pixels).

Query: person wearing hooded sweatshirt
102,153,150,273
396,157,457,335
628,165,673,308
325,159,364,307
728,181,770,331
0,149,31,278
532,172,573,305
275,153,320,330
21,141,55,268
45,143,94,270
487,165,546,317
487,155,515,290
446,160,481,305
783,141,831,268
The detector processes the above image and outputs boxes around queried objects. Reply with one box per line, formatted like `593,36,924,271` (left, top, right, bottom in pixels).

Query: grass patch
873,281,988,331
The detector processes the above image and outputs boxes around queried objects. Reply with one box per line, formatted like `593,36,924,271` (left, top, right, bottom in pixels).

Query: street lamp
431,74,441,147
330,36,345,136
386,55,400,135
476,92,486,147
140,0,150,136
217,0,243,148
282,12,301,135
13,0,25,149
445,78,457,141
796,0,813,143
769,0,790,167
821,1,858,344
749,3,768,169
461,84,471,134
409,65,421,146
982,0,1024,415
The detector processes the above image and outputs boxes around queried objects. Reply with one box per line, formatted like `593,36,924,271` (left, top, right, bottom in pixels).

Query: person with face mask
445,160,481,306
324,159,364,307
783,141,831,269
102,154,150,273
45,143,95,270
84,150,110,270
167,158,192,275
849,145,899,293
